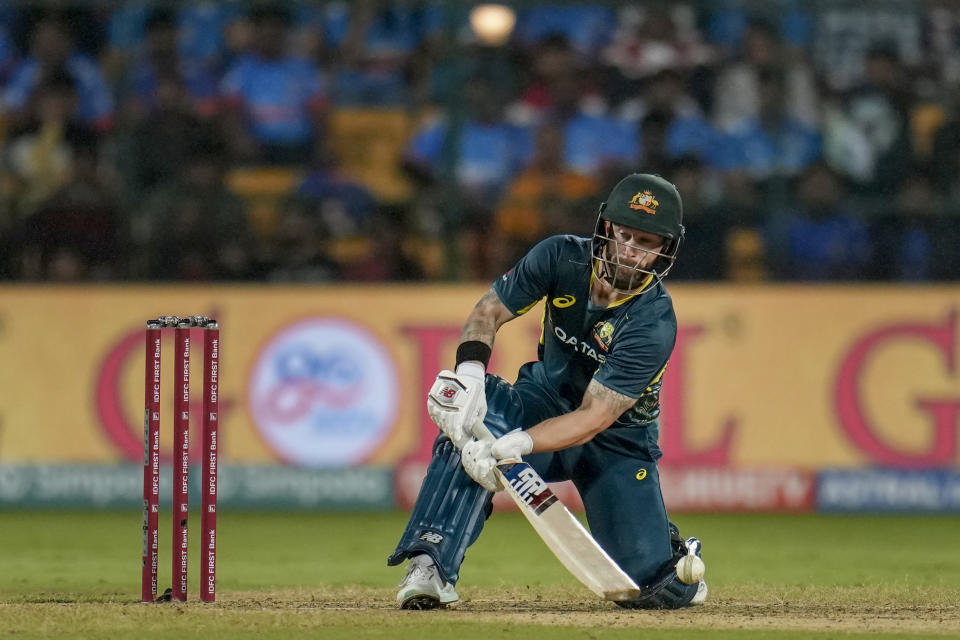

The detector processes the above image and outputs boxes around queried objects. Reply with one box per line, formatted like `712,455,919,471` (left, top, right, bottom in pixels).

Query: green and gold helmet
591,173,685,293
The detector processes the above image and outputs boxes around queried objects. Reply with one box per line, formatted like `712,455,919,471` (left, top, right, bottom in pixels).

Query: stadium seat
725,227,768,281
227,167,302,237
328,108,414,203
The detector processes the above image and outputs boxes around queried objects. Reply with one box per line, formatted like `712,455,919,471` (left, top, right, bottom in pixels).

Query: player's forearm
460,288,513,347
524,380,637,452
525,409,611,452
460,311,497,347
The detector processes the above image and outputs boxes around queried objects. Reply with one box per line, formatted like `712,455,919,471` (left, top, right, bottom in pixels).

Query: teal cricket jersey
492,234,677,427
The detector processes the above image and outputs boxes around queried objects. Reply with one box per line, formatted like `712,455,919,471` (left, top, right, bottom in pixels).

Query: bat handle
471,417,495,442
472,419,525,466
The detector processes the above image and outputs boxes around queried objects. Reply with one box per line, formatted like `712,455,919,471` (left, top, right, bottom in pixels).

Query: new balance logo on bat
502,464,558,516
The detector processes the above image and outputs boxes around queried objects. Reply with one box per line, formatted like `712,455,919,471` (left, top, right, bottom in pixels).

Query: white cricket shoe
396,554,459,610
684,537,707,606
690,579,708,605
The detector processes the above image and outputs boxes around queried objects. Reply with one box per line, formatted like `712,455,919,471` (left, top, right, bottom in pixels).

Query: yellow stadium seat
226,167,302,237
725,227,768,282
911,103,946,158
328,108,414,203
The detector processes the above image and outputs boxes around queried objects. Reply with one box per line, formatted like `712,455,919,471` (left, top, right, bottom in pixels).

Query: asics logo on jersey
635,468,647,481
553,326,607,364
552,295,576,308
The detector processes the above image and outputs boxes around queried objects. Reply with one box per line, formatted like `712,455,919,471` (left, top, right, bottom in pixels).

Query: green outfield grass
1,511,958,639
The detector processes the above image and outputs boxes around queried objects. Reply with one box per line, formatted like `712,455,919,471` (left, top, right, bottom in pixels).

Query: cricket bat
473,424,641,601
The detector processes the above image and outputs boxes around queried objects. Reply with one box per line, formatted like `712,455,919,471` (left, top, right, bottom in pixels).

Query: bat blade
495,461,641,601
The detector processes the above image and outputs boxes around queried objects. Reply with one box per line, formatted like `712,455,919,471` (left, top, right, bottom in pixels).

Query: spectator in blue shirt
871,172,957,281
515,4,616,54
108,1,244,76
765,164,870,280
405,76,534,279
124,8,218,120
2,11,113,131
0,19,17,84
405,77,533,199
510,36,637,181
294,159,379,241
665,114,726,168
562,111,638,179
334,1,428,106
221,3,327,164
178,1,245,71
615,68,726,170
720,68,821,179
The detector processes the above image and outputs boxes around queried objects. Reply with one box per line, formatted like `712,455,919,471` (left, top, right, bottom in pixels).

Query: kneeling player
388,174,707,610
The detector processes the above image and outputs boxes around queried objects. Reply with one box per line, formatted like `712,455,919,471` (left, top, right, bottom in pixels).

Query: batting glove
461,437,501,492
491,429,534,461
427,365,486,449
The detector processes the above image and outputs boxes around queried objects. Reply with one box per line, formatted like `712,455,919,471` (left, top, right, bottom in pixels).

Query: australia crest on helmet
629,190,659,215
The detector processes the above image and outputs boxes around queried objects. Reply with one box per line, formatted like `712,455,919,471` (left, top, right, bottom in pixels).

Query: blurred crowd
1,0,958,283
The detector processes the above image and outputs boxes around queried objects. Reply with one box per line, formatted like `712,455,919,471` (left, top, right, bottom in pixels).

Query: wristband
456,340,492,369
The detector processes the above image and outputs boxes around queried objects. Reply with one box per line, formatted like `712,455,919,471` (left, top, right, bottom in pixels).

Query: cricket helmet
591,173,685,293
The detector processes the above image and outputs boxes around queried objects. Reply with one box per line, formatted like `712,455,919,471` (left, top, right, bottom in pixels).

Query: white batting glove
427,364,486,449
460,429,534,492
491,429,534,461
461,437,501,492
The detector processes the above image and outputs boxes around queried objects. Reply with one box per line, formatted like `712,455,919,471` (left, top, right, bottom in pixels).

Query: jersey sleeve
592,306,676,399
492,235,564,315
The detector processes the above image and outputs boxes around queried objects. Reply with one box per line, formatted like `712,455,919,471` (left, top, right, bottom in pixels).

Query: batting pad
387,436,493,584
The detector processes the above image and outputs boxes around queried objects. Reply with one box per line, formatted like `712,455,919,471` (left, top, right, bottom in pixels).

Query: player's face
602,222,666,290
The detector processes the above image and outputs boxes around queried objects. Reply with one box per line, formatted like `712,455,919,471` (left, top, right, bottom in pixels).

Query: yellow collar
590,261,654,308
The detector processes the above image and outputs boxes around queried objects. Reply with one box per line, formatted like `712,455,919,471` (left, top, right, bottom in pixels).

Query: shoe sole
400,594,441,610
399,593,460,610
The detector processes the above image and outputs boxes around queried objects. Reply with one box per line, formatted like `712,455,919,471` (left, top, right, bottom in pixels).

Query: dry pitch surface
1,511,958,639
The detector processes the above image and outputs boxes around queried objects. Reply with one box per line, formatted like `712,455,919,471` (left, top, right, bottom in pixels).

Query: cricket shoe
396,554,459,610
684,537,708,605
690,579,708,605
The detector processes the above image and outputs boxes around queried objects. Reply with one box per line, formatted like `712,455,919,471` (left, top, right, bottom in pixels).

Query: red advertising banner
0,285,957,479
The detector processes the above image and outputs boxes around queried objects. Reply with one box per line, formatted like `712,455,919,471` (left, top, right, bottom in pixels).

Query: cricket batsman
388,173,707,609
